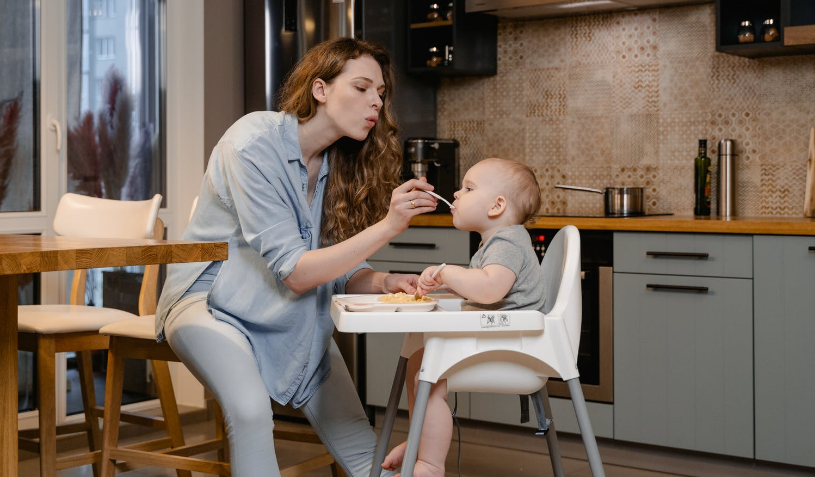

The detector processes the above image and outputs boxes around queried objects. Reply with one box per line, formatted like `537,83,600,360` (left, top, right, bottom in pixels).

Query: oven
527,229,614,403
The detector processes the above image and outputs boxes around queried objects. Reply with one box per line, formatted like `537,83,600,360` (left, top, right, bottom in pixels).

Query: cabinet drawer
370,227,470,265
614,272,753,458
614,232,752,278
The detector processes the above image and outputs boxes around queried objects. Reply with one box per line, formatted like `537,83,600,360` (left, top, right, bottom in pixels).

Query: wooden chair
17,193,163,477
97,197,345,476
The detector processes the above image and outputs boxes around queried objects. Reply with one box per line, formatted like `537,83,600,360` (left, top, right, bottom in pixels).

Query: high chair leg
567,378,606,477
400,380,432,477
76,350,102,477
532,388,565,477
37,335,57,477
368,355,409,477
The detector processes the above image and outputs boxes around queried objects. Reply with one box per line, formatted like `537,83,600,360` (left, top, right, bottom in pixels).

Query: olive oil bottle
694,139,711,216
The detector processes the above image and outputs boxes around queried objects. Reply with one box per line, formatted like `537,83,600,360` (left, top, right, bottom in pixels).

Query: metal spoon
423,190,455,209
415,263,447,300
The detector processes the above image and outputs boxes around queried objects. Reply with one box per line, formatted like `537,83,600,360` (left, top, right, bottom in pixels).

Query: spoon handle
423,190,455,209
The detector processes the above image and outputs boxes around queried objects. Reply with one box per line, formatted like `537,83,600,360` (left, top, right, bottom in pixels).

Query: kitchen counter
410,214,815,235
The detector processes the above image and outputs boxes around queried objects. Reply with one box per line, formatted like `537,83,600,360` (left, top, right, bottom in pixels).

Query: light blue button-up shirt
155,111,370,407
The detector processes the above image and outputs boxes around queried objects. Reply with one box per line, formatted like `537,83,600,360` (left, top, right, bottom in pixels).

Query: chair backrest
52,193,163,312
53,193,162,239
540,225,582,360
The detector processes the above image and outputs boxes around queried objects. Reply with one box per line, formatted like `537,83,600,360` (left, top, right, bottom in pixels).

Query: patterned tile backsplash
436,4,815,217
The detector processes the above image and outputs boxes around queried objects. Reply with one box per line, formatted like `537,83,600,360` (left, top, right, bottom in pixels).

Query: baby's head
453,158,541,231
481,158,541,224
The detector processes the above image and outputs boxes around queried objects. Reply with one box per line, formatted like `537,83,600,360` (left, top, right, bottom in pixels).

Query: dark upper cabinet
407,0,497,76
716,0,815,58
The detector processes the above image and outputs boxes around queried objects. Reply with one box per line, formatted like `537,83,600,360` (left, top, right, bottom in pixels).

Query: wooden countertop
410,214,815,236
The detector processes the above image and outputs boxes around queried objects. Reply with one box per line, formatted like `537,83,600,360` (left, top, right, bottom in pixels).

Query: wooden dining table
0,234,227,477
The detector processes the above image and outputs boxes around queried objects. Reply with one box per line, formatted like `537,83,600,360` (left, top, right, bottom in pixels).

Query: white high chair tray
330,294,546,334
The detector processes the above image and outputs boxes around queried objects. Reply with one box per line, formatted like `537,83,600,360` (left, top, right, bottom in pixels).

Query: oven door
546,265,614,403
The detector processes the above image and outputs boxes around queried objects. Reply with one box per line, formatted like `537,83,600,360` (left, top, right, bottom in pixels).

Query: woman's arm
282,179,436,295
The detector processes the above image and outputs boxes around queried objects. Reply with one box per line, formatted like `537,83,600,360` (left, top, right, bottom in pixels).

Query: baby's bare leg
383,349,452,477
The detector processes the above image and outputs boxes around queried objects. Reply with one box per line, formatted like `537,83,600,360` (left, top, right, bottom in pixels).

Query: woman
154,37,438,476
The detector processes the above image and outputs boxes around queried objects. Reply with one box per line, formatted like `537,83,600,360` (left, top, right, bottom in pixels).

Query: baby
382,157,545,477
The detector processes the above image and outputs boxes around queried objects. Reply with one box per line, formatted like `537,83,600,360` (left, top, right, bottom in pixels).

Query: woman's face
321,55,385,141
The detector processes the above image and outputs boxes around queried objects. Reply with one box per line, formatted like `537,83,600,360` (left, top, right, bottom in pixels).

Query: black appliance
403,138,459,213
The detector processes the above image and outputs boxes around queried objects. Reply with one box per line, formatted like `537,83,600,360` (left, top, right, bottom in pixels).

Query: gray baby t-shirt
461,224,546,312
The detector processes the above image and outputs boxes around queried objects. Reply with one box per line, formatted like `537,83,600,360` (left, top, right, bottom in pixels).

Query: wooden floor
18,412,815,477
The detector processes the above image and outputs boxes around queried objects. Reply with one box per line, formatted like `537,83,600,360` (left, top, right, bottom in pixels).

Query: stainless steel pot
555,184,645,216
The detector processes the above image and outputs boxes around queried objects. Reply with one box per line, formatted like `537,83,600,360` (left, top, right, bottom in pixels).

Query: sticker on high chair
480,312,511,328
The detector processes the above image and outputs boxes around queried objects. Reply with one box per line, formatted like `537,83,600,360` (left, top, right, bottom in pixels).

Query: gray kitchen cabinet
365,227,472,416
613,232,754,458
754,235,815,468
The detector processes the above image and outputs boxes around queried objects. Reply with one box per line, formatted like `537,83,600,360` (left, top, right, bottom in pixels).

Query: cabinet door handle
389,270,420,275
388,242,436,249
809,246,815,252
646,251,710,259
646,283,709,293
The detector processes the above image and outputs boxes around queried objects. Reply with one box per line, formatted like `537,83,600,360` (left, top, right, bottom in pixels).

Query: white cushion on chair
18,305,139,334
99,315,157,340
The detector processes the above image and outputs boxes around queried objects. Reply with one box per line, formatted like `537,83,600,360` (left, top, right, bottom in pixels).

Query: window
96,37,115,60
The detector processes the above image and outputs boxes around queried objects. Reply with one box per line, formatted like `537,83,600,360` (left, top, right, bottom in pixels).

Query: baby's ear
488,196,507,217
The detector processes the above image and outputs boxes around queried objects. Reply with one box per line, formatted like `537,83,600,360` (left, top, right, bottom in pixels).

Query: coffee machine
403,138,460,214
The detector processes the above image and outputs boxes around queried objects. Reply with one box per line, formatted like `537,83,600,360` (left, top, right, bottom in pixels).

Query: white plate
335,295,438,313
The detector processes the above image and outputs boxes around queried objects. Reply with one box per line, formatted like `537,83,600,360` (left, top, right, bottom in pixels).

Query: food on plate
378,292,434,304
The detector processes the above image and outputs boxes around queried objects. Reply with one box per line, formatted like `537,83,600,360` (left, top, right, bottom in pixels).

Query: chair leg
400,380,432,477
330,462,347,477
532,388,565,477
76,350,102,477
152,359,193,477
100,345,126,477
36,335,57,477
369,355,409,477
566,378,606,477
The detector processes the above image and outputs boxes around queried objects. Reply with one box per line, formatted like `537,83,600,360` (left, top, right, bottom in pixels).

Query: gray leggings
165,293,393,477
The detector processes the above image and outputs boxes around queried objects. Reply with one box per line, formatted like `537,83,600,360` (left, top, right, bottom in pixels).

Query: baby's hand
416,265,445,296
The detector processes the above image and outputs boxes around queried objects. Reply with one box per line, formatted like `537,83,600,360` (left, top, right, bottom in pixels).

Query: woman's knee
222,394,274,430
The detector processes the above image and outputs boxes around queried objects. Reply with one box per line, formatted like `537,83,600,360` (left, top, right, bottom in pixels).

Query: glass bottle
427,47,442,67
427,3,441,21
761,18,779,42
737,20,755,43
445,1,454,21
694,139,712,216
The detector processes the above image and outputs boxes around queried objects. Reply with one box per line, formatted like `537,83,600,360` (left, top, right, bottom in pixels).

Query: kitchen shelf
716,0,815,58
411,20,453,29
407,0,496,77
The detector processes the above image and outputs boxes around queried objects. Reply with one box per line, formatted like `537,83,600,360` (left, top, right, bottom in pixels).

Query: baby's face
451,161,505,232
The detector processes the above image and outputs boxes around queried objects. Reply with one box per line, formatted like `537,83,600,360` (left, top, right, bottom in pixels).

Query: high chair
330,225,606,477
16,193,161,477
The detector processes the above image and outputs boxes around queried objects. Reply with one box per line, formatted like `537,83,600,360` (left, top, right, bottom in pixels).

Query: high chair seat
18,305,137,334
98,314,156,340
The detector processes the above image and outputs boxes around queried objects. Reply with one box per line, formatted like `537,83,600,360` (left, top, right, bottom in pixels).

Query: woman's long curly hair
276,38,402,246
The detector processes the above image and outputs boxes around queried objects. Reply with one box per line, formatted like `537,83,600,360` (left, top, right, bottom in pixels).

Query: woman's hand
382,177,438,233
383,273,420,294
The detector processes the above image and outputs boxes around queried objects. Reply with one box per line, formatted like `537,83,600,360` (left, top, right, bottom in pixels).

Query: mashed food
378,292,434,304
